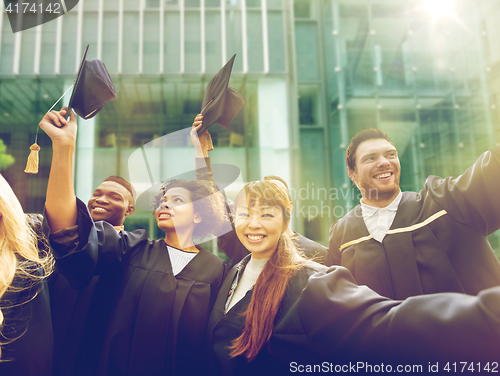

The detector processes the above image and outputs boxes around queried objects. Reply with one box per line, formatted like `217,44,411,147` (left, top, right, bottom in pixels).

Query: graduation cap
197,54,246,134
25,45,117,174
67,44,117,119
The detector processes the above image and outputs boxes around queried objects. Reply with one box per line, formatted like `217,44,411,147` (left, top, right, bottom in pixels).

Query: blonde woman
0,173,53,375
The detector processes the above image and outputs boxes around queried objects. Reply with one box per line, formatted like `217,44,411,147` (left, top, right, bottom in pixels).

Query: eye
174,197,184,203
262,213,274,218
237,212,249,217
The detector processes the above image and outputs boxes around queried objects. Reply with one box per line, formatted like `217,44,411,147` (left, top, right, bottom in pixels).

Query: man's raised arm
40,106,78,233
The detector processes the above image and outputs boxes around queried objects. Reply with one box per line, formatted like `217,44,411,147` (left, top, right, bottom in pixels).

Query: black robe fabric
46,198,230,376
208,262,500,376
29,212,108,376
49,269,104,376
327,146,500,299
0,272,53,376
218,230,328,266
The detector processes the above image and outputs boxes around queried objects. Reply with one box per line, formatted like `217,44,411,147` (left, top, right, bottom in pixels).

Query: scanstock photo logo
3,0,79,32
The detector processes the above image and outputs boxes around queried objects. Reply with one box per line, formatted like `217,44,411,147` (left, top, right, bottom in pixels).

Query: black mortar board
198,54,246,134
67,44,117,119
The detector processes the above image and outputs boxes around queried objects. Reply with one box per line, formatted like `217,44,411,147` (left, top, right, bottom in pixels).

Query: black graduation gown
32,211,111,376
49,269,104,376
208,262,500,376
327,146,500,299
48,198,230,376
0,266,53,376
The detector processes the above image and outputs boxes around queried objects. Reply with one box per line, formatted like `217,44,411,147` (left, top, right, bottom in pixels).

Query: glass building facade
1,0,499,255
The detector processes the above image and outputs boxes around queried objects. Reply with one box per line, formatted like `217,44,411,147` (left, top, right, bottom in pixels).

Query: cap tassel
24,143,40,174
206,131,214,151
24,84,75,175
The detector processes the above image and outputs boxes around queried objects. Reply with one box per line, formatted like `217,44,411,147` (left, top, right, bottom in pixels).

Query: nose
159,200,169,210
95,195,109,204
377,155,390,167
248,214,262,229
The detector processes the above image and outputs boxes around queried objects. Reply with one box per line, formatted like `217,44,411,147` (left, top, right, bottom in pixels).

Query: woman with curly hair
41,107,229,375
0,174,53,375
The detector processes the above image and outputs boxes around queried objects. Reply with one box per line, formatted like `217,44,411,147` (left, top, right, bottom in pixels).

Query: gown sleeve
43,197,149,289
326,220,341,267
299,265,500,363
426,145,500,236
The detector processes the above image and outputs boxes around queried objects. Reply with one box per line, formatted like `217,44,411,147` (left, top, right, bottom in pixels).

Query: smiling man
38,111,136,375
87,176,136,230
326,128,500,300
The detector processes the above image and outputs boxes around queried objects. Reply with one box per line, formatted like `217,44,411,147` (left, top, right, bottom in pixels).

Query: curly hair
156,179,228,239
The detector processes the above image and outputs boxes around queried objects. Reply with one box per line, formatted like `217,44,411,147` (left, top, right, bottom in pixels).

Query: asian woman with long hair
207,180,500,375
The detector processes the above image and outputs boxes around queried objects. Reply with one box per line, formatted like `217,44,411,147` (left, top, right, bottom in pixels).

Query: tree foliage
0,139,15,171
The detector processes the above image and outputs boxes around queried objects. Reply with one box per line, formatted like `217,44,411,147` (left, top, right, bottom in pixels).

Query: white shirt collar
361,190,403,217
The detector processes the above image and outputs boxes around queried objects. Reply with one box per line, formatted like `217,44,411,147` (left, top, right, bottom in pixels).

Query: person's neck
113,224,124,232
360,190,400,208
283,227,294,236
164,231,198,253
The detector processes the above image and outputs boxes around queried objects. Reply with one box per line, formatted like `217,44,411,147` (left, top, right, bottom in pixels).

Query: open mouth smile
374,172,393,180
92,207,109,212
246,234,266,243
158,213,173,219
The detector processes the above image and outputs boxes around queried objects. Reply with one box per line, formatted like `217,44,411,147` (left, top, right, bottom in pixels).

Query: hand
39,106,77,148
190,114,214,158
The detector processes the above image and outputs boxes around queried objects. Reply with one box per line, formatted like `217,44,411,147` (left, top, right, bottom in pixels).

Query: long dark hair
229,180,305,361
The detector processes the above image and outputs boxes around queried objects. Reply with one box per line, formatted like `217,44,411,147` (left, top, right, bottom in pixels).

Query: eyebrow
93,189,125,198
236,205,276,211
164,194,187,200
361,148,397,160
360,153,376,161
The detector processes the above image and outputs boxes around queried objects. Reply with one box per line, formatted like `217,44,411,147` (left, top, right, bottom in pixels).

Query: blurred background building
1,0,499,256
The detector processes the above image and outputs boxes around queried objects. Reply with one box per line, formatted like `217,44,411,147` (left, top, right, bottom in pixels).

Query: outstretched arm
40,106,78,233
428,145,500,235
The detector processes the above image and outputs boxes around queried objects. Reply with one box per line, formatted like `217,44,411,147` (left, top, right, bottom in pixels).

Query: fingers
41,110,67,128
193,122,204,132
192,114,204,128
